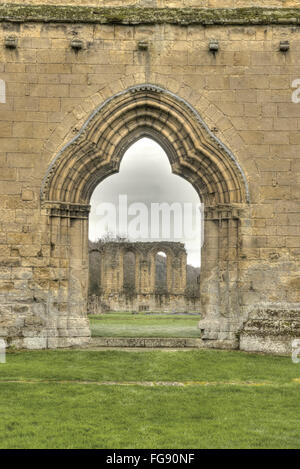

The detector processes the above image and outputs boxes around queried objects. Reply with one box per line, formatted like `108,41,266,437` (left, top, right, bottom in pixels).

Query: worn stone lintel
42,201,90,219
1,5,300,26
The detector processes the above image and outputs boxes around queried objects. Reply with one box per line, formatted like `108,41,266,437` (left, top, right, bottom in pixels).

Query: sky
89,138,202,266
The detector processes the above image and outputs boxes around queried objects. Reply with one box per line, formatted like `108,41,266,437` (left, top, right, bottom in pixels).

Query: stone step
86,337,204,349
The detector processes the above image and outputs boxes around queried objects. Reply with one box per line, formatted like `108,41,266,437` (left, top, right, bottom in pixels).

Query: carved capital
42,201,90,219
204,204,244,221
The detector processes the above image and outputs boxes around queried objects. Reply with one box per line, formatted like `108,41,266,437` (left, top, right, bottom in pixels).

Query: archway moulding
41,79,250,213
41,73,249,167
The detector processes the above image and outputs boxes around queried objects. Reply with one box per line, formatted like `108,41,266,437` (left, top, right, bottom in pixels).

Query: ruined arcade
0,1,300,353
89,241,200,313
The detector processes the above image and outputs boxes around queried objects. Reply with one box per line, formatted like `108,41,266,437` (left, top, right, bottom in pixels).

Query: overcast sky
89,138,202,266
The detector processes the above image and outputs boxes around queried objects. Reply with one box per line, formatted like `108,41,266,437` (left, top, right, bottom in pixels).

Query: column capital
204,204,247,221
42,201,90,219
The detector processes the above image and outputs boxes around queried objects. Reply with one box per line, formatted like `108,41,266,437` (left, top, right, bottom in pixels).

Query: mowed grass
89,312,202,337
0,349,300,448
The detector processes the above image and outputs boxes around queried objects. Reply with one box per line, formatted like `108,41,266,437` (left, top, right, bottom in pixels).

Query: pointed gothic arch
41,84,250,348
41,84,249,210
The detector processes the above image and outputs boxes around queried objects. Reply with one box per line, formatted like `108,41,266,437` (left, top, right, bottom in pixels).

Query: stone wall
1,1,299,8
0,3,299,351
98,241,187,294
239,306,300,354
89,293,201,314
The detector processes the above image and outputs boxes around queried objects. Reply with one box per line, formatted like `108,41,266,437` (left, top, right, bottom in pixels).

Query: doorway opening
88,137,202,339
41,84,249,348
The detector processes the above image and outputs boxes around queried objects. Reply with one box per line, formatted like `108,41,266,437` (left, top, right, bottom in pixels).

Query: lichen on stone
0,5,300,25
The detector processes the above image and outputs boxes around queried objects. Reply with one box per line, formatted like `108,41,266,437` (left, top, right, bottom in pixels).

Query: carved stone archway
41,84,250,348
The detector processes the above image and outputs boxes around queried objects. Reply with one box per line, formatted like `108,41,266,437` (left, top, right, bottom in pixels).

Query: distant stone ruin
88,241,201,313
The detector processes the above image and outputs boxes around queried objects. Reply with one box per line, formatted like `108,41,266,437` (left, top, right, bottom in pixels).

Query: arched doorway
41,84,249,348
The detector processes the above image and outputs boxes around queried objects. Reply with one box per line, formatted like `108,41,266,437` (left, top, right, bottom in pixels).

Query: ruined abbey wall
98,242,187,295
88,241,200,313
0,2,299,352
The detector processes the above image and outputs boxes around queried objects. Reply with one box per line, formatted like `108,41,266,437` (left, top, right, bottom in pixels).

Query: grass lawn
89,312,202,338
0,349,300,448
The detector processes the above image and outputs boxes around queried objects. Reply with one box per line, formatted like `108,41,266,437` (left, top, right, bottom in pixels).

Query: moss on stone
0,5,300,25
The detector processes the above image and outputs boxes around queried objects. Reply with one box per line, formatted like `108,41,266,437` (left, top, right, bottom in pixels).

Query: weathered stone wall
239,306,300,354
98,241,187,295
1,1,299,8
89,293,201,314
0,3,299,351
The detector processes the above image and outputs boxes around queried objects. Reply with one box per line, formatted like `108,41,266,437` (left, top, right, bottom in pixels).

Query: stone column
100,243,122,294
45,202,91,348
180,249,187,293
170,248,186,294
166,252,173,293
139,252,151,294
198,204,245,348
199,209,219,317
134,249,141,294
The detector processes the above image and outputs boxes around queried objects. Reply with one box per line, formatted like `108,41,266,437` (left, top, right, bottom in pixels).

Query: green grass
1,382,299,449
89,312,202,338
1,349,300,384
0,349,300,448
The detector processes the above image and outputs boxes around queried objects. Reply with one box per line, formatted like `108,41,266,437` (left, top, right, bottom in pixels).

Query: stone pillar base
198,318,240,349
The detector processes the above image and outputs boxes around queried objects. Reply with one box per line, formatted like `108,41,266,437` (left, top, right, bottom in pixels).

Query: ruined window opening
155,251,167,294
